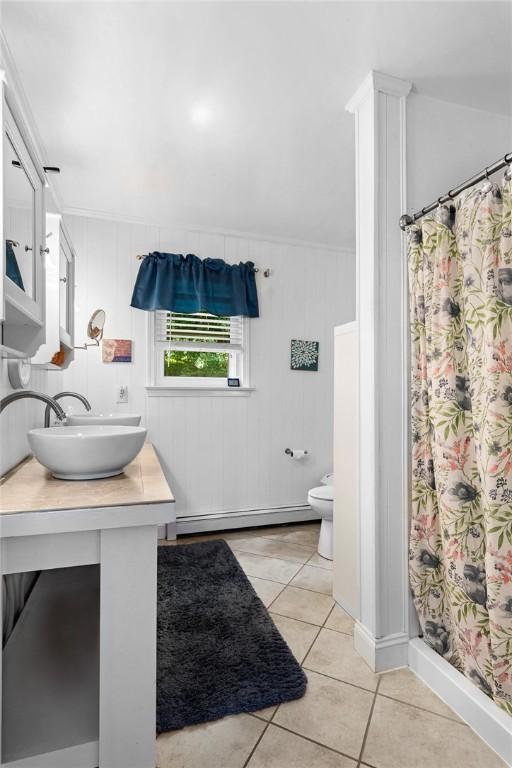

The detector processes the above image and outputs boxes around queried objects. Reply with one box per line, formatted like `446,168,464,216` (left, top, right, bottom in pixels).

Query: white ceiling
2,1,511,248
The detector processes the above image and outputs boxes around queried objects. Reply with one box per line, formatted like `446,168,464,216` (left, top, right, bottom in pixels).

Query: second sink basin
28,425,147,480
66,412,141,427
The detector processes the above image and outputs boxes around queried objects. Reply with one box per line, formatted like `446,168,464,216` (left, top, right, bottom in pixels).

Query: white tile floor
156,522,507,768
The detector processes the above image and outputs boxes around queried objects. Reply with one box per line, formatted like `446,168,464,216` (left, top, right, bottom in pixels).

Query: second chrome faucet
44,391,92,427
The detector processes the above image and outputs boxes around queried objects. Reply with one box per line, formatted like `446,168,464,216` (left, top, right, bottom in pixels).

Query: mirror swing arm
74,308,106,350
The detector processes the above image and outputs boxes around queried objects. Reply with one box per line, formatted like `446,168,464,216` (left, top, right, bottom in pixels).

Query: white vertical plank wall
61,216,356,525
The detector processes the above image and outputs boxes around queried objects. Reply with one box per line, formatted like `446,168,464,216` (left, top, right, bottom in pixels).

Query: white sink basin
66,413,141,427
28,425,147,480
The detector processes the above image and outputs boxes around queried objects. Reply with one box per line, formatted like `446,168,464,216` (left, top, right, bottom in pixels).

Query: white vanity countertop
0,442,174,515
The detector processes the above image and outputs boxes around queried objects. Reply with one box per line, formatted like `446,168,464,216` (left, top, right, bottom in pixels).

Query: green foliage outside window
164,350,229,378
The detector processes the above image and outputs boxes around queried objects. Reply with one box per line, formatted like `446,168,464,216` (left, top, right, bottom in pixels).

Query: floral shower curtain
408,166,512,715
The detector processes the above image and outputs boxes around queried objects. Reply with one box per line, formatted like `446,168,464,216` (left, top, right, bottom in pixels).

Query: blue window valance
130,252,259,318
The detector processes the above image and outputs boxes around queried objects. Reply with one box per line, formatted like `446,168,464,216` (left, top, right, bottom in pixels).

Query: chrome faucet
44,391,92,427
0,391,66,422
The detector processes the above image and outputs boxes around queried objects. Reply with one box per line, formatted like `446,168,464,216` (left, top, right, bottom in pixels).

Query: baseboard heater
175,504,319,536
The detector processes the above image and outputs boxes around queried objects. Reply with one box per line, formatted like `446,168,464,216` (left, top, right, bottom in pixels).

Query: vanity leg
99,525,158,768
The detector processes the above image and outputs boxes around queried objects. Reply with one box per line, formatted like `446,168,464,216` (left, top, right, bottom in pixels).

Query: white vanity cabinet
0,444,175,768
1,78,47,358
31,213,75,369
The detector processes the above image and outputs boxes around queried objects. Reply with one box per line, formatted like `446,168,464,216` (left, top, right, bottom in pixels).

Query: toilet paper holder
284,448,308,457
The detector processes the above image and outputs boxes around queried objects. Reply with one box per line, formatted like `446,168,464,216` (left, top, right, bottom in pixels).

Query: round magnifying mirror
87,309,106,344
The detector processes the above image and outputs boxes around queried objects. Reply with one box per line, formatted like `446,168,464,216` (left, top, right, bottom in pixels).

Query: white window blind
155,311,244,352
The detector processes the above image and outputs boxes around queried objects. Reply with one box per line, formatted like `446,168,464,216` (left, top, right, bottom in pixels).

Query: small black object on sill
227,378,240,388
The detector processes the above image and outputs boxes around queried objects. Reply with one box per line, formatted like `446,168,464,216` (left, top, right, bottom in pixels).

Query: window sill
145,385,255,398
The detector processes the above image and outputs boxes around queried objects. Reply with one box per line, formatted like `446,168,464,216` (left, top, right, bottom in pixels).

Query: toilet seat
308,484,333,502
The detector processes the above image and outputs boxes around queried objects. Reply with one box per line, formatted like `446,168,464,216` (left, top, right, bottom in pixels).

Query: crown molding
62,205,355,255
346,70,413,113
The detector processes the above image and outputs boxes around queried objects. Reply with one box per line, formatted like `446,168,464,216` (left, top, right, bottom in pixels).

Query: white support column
346,71,412,672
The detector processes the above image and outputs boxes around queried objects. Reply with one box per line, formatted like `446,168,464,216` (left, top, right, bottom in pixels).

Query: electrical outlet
117,384,129,404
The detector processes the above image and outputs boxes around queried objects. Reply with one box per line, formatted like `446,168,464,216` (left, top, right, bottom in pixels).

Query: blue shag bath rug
157,539,307,732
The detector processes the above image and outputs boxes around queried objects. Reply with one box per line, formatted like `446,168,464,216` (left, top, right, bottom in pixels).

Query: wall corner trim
350,61,411,647
353,621,410,673
345,70,413,113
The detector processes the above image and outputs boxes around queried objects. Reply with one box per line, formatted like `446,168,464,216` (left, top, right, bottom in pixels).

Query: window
152,311,247,388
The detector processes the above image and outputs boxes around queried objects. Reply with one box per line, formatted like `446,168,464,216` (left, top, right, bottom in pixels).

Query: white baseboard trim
176,505,319,535
409,638,512,767
353,621,409,672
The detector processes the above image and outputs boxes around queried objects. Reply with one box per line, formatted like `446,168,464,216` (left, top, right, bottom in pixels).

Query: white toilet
307,474,334,560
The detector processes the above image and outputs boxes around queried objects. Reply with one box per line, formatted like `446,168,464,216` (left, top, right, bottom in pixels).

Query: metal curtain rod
399,151,512,231
135,253,269,276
